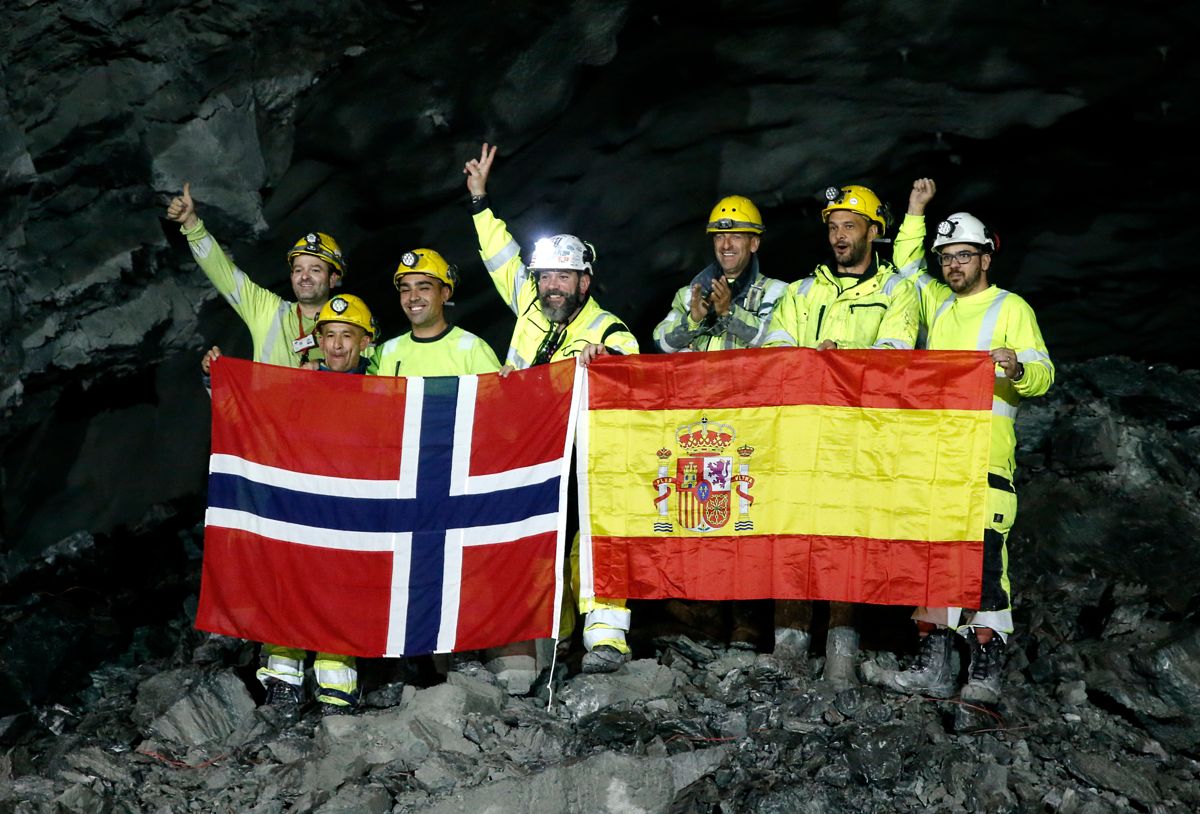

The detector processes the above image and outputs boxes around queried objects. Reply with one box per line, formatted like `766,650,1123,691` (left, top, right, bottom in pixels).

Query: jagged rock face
0,8,1195,568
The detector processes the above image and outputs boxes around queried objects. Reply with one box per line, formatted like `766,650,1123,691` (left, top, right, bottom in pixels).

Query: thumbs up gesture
166,182,199,229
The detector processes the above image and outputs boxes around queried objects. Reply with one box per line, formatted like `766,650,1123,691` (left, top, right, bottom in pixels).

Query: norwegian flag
195,357,579,657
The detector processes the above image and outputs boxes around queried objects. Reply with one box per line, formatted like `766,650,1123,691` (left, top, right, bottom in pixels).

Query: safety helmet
706,195,765,235
393,248,459,296
287,232,347,276
821,185,890,236
314,294,377,340
528,234,596,274
932,212,998,253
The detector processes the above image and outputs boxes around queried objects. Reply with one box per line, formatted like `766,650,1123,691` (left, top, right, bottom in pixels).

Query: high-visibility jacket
371,325,500,377
182,220,325,367
763,257,919,350
653,256,789,352
894,213,1054,480
472,207,639,369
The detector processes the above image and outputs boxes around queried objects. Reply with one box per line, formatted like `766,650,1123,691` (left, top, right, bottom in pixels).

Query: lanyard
532,324,567,366
293,304,316,364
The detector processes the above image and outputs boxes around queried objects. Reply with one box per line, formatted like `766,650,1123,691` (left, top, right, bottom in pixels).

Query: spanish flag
577,348,994,608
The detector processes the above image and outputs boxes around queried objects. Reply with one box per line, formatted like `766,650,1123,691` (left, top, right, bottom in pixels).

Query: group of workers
167,143,1053,716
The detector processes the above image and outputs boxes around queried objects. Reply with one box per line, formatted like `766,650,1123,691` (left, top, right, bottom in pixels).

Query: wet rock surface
1,359,1198,811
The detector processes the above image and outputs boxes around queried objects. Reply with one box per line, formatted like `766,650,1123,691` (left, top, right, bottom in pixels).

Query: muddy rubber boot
773,627,811,667
961,630,1003,706
581,644,631,674
823,626,859,690
862,628,956,698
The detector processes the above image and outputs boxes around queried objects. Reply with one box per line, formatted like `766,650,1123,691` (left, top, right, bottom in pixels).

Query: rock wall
2,3,1196,570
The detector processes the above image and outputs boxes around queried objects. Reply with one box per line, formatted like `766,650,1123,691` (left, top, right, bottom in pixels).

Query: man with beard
167,183,347,368
763,184,920,688
463,143,639,674
653,196,788,352
861,178,1054,706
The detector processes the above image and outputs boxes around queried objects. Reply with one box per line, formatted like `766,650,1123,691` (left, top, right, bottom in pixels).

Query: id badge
292,334,316,353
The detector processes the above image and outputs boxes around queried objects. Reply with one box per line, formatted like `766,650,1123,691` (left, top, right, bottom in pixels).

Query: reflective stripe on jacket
182,220,323,367
763,257,919,350
894,213,1055,479
472,207,638,368
653,256,789,352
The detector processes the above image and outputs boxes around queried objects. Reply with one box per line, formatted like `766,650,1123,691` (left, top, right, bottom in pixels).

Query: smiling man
372,249,500,378
463,143,639,674
653,196,787,352
166,182,347,368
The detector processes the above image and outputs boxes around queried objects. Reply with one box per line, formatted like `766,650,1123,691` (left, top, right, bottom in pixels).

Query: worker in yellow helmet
463,143,639,675
167,182,347,368
372,249,500,377
247,293,378,714
764,184,921,688
653,196,789,352
861,178,1054,707
652,196,789,650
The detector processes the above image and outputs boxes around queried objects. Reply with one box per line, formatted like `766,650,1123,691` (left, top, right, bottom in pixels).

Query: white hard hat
528,234,596,273
932,212,997,252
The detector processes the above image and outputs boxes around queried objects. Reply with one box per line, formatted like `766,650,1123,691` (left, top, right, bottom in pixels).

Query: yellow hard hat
821,185,890,236
393,248,459,296
706,195,764,234
287,231,347,276
315,294,376,340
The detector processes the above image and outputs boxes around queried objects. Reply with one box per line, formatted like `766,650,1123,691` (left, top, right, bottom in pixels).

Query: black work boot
862,628,956,698
962,629,1004,706
262,678,303,713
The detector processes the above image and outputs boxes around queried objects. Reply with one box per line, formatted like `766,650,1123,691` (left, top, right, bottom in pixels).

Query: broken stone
133,669,256,747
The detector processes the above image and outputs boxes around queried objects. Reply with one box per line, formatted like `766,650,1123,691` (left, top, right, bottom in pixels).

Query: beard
945,265,983,294
834,237,870,269
540,289,582,323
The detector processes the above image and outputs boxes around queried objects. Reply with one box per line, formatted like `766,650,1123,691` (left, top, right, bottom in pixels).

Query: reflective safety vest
472,208,639,369
372,325,501,377
763,258,919,350
653,256,789,352
183,220,324,367
894,213,1055,479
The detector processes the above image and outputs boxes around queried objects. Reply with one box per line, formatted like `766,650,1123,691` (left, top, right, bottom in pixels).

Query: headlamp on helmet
705,195,765,235
932,212,997,253
393,248,459,296
528,234,595,274
287,231,347,276
314,293,377,340
821,184,890,236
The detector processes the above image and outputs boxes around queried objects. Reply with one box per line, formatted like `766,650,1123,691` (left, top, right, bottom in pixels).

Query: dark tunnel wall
1,0,1197,562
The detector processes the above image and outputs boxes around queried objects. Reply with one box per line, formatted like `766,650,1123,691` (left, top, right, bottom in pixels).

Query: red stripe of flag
587,348,994,412
591,534,983,607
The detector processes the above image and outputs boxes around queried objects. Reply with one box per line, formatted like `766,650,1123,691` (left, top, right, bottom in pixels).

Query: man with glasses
764,184,920,687
463,143,640,674
862,177,1054,706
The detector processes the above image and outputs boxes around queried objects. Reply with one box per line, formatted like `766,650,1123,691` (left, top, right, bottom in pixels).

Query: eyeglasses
938,250,984,266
